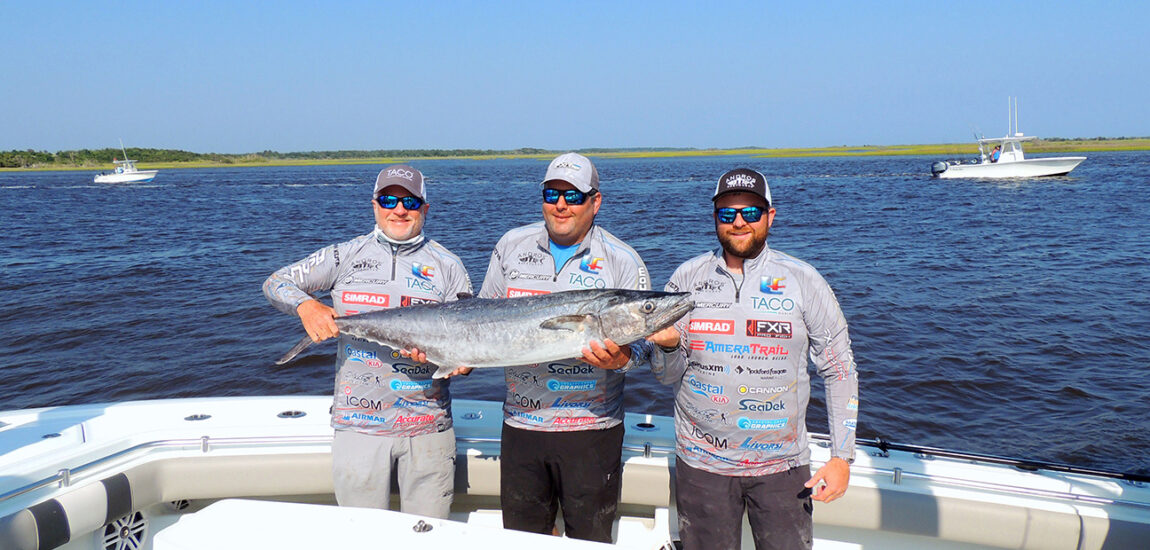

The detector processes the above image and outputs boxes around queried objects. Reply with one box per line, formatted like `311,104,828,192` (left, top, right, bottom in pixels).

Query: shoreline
3,139,1147,172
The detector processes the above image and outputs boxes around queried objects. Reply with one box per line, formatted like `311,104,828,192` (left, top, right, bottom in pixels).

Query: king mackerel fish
275,289,694,378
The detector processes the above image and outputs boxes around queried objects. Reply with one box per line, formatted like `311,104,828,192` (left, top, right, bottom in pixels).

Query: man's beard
718,227,767,259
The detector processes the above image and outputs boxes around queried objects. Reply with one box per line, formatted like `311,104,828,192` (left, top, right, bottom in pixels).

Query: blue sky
3,1,1147,153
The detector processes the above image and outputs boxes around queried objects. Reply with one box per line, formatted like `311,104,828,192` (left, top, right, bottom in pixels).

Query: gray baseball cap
373,164,426,201
713,168,771,206
543,152,599,193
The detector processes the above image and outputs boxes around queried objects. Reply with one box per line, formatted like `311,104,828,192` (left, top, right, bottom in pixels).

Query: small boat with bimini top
1,396,1148,550
930,98,1086,179
93,140,158,184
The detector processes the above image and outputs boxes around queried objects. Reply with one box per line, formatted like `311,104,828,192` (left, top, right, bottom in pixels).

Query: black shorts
676,458,813,550
500,422,624,543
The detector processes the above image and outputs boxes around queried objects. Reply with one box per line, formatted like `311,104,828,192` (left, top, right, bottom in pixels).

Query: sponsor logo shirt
479,222,651,431
264,232,473,437
650,246,858,476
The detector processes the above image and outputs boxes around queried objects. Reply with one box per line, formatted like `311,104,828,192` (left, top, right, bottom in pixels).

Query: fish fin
275,335,315,365
540,314,594,332
432,365,455,379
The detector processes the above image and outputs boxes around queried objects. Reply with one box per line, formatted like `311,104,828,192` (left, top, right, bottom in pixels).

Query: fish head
596,290,694,343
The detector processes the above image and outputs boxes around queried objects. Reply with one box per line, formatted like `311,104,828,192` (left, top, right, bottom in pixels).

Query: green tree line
0,147,557,168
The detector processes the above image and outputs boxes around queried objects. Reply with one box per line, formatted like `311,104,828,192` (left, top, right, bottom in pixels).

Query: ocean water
2,152,1147,475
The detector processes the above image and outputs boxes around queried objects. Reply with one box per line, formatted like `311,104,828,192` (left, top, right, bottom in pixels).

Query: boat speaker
102,510,147,550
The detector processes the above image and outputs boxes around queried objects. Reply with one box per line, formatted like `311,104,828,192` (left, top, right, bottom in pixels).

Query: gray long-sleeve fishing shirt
650,245,858,476
264,229,473,437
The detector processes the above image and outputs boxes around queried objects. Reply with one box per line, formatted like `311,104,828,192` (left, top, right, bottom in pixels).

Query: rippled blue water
2,153,1147,475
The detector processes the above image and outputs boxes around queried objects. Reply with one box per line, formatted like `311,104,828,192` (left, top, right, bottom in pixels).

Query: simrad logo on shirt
688,319,735,335
342,292,389,307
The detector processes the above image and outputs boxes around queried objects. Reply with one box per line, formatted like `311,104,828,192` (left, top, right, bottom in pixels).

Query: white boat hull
934,156,1086,179
2,396,1148,550
93,170,158,184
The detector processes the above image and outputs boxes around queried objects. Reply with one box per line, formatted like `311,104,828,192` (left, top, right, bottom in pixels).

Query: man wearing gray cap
263,164,473,517
646,168,858,550
478,152,652,542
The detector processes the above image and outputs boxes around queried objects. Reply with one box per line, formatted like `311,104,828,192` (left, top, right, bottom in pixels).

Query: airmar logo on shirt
342,292,389,307
688,319,735,335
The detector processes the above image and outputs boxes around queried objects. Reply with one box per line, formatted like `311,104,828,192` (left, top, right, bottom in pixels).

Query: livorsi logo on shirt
746,319,792,339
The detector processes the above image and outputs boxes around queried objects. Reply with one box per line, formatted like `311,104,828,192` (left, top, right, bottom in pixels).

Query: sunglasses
715,206,766,224
376,195,423,210
542,188,597,205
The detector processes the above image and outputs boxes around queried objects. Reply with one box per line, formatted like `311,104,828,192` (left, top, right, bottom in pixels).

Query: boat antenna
119,138,129,161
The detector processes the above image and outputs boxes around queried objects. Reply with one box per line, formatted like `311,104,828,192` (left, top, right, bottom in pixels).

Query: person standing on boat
991,145,1002,163
477,152,651,543
263,165,473,518
646,168,858,550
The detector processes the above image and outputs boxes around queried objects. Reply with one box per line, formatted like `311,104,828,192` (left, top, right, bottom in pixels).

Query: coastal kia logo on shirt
688,319,735,335
746,319,793,339
411,263,435,280
580,256,605,273
342,292,389,307
760,276,786,295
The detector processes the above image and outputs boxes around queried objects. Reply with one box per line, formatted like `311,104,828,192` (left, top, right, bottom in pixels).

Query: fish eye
641,301,656,313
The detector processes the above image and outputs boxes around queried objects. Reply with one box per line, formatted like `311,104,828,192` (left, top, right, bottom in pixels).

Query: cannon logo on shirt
746,319,793,339
342,292,389,307
760,276,786,295
688,319,735,335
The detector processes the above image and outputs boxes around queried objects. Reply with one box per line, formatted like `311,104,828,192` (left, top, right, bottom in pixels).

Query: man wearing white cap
647,168,858,550
263,164,473,517
478,152,652,542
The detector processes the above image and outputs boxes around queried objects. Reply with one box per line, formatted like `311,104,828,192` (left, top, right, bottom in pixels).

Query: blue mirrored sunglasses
542,188,596,205
715,206,765,224
376,195,423,210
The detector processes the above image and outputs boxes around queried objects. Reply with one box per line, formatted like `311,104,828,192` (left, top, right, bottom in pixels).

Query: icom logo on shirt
746,319,792,339
688,319,735,335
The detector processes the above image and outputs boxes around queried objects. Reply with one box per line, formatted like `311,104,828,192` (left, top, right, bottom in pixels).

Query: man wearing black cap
478,152,652,542
647,168,858,550
263,164,473,517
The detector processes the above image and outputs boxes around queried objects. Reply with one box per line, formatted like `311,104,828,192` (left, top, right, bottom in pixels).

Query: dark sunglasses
715,206,765,224
376,195,423,210
542,188,597,205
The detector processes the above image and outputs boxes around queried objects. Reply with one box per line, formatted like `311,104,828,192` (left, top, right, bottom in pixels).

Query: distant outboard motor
930,161,948,177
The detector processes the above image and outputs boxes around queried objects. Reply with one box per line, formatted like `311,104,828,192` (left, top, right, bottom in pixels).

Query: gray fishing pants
332,428,456,518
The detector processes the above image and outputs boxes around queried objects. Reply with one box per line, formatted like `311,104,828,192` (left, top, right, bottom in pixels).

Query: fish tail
275,335,315,365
